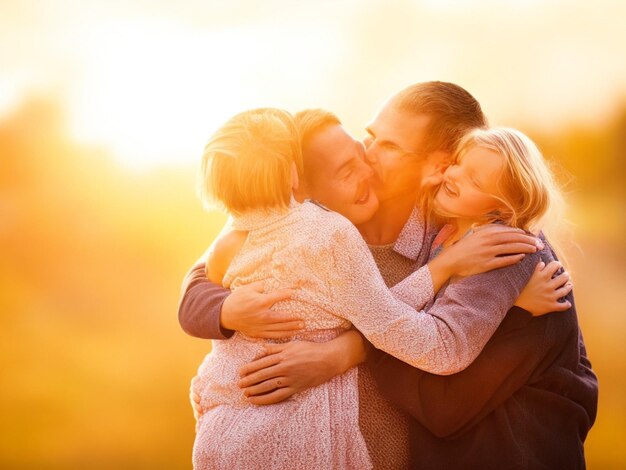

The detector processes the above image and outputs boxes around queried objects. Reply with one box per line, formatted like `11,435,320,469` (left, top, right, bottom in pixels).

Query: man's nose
364,145,378,165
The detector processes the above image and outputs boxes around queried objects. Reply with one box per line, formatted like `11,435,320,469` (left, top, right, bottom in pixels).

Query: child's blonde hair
424,127,566,249
456,127,564,233
199,108,302,216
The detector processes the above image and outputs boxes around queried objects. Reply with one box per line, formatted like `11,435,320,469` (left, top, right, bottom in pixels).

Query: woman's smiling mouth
355,187,370,204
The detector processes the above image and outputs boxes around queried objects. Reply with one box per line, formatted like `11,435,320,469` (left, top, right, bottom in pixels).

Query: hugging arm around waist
367,306,552,438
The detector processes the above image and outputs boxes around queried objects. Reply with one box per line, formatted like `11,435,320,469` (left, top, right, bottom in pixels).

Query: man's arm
238,329,367,405
367,305,562,438
178,262,233,339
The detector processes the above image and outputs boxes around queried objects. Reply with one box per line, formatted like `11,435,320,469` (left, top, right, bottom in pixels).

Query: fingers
492,242,538,255
245,280,267,293
264,288,295,305
554,282,573,301
534,261,546,273
263,320,305,331
542,261,564,279
247,387,296,406
261,310,304,326
237,364,284,388
243,377,289,397
473,224,524,233
192,391,201,405
548,270,570,289
239,349,285,378
491,232,541,249
486,253,526,270
239,364,283,388
539,289,572,315
247,330,302,340
242,310,304,338
551,301,572,312
474,226,543,250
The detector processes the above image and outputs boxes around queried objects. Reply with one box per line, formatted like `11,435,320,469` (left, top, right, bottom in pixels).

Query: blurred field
1,97,624,468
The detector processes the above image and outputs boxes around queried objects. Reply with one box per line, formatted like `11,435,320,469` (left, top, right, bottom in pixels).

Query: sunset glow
1,1,624,468
2,0,625,170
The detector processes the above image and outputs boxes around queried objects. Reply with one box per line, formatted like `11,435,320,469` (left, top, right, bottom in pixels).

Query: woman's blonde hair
425,127,566,236
199,108,302,216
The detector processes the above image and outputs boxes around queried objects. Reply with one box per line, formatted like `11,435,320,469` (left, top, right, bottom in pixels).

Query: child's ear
291,162,299,191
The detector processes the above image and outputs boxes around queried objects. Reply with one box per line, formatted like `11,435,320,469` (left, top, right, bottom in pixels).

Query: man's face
303,125,379,225
364,102,448,203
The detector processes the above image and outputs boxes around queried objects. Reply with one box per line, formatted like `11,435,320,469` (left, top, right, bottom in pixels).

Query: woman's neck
357,193,417,246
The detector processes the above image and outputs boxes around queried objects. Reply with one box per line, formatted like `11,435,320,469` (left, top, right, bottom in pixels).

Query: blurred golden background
1,1,624,468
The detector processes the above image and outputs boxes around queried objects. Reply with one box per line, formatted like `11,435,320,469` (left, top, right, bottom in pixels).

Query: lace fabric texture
192,202,436,469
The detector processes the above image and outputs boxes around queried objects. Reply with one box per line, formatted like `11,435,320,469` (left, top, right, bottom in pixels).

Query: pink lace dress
192,201,438,469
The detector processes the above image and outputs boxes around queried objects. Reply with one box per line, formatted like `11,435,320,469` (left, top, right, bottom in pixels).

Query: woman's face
434,145,506,220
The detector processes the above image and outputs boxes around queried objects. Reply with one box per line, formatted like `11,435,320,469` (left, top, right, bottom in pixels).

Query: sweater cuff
213,294,235,339
390,264,435,310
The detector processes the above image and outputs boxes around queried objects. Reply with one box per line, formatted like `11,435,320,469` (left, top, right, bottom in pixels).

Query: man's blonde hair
392,81,487,154
199,108,302,216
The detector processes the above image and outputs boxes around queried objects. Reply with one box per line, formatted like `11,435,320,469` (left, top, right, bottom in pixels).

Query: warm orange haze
1,0,625,468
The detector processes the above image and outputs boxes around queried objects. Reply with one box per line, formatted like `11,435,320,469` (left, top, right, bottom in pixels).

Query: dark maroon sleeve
367,307,551,437
177,262,234,339
367,291,597,440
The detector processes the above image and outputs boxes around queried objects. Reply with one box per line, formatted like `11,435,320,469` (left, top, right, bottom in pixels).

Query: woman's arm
390,224,540,309
328,221,540,375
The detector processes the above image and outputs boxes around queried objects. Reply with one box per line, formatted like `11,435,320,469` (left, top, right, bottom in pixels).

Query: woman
191,109,558,469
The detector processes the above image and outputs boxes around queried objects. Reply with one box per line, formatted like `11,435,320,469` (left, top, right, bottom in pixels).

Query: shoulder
210,230,248,257
506,246,545,284
300,200,357,234
295,201,365,255
206,229,248,283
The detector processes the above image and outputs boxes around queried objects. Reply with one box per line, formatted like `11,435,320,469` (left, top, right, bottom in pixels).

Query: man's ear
420,150,452,188
431,150,453,172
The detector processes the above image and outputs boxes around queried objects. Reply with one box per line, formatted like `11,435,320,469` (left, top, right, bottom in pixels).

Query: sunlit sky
2,0,625,169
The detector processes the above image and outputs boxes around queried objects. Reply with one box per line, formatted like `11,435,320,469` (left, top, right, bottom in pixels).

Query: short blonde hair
293,108,341,185
391,81,488,154
199,108,302,216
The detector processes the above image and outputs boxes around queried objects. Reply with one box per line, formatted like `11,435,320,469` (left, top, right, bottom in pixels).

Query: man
180,82,597,468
